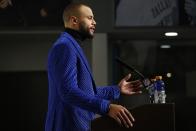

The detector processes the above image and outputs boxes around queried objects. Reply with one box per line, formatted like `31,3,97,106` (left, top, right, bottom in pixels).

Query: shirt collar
64,28,86,42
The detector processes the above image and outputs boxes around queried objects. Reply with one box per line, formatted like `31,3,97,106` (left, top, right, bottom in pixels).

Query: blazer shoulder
53,33,73,48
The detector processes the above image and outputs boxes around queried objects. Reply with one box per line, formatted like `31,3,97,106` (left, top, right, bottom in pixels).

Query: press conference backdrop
1,0,196,30
115,0,196,27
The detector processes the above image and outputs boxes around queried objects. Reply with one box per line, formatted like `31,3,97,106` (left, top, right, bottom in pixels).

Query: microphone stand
115,57,155,103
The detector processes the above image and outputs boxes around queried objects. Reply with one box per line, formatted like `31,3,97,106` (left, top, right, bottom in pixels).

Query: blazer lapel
63,32,97,93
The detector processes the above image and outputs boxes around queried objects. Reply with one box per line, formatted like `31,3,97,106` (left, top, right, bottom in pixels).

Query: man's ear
70,16,78,24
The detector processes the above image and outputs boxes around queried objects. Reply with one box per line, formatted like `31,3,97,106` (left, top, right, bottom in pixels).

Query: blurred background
1,0,196,131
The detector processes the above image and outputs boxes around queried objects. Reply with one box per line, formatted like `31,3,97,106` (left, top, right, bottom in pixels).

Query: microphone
115,57,145,79
115,57,151,88
115,57,158,104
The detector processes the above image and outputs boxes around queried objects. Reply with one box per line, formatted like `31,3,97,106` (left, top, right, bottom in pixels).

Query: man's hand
108,104,134,128
118,73,142,95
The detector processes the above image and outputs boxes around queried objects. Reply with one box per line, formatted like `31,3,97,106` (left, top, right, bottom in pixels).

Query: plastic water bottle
154,76,166,103
148,78,156,103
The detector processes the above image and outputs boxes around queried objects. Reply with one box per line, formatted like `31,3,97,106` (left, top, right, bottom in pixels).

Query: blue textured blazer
45,32,120,131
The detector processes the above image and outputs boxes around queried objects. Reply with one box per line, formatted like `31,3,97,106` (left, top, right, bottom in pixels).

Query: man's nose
93,19,96,25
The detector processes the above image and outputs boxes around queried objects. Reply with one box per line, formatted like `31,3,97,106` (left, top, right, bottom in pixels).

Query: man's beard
78,22,94,39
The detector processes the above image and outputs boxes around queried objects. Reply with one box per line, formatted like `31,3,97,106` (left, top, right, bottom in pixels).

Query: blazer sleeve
50,43,110,115
95,86,120,100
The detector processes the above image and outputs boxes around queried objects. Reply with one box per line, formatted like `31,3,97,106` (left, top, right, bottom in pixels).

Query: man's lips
90,27,95,32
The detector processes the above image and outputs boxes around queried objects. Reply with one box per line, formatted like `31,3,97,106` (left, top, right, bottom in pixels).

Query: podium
91,103,175,131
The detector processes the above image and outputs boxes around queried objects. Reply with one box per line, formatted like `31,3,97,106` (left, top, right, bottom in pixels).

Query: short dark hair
62,3,90,23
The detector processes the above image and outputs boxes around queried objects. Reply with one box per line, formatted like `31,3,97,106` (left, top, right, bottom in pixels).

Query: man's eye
88,16,93,19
